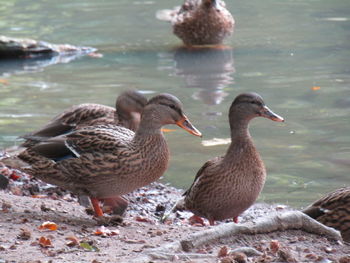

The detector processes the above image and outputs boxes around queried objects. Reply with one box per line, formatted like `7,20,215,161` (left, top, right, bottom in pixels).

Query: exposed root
132,211,342,262
180,211,342,252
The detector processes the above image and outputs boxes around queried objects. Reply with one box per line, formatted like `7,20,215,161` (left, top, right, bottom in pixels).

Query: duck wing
303,187,350,219
28,125,134,162
183,156,223,196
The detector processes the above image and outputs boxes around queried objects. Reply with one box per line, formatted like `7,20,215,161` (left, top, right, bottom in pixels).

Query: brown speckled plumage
17,93,202,217
177,92,284,224
303,187,350,241
21,90,147,147
159,0,234,46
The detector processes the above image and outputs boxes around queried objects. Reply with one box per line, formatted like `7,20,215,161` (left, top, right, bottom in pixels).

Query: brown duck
176,92,284,225
157,0,234,46
21,90,147,147
303,187,350,241
15,93,202,218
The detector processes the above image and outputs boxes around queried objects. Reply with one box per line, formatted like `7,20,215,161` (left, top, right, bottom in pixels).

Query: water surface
0,0,349,208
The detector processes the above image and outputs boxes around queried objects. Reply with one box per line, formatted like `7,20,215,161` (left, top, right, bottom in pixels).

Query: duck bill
212,0,220,10
176,116,202,137
261,106,284,122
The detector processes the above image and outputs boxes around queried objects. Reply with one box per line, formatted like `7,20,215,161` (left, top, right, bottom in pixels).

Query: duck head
116,90,148,130
116,90,148,115
229,92,284,123
143,93,202,137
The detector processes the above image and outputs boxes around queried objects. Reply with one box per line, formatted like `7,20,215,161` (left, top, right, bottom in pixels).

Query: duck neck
229,116,251,140
135,108,163,137
115,110,136,131
114,109,125,121
224,115,253,159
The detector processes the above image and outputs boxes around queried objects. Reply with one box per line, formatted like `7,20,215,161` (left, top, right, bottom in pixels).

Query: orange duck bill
260,106,284,122
176,115,202,137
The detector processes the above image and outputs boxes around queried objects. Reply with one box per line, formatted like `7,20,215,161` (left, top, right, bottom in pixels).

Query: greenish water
0,0,349,208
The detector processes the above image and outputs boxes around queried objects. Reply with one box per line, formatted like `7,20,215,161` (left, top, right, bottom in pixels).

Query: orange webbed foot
100,196,128,216
90,197,104,217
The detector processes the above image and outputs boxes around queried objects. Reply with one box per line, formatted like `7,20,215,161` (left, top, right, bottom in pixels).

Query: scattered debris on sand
0,164,349,262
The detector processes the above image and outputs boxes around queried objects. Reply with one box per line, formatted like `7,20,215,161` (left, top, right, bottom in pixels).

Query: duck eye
169,104,176,109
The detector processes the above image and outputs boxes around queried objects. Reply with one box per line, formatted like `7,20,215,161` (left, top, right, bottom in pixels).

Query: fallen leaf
218,246,229,257
39,221,58,231
39,236,53,248
94,225,119,237
9,172,21,181
135,216,152,223
80,242,100,252
270,240,280,253
31,195,49,198
311,86,321,91
66,236,80,247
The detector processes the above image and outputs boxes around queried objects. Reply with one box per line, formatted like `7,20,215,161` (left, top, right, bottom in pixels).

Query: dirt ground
0,167,350,263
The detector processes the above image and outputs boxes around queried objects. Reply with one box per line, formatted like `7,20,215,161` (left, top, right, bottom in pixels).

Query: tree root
132,210,342,262
181,211,341,252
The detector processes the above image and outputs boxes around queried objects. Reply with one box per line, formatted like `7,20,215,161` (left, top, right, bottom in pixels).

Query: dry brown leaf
31,195,48,198
218,246,229,257
66,236,80,247
39,221,58,231
39,236,53,248
9,172,21,180
270,240,280,253
135,216,152,223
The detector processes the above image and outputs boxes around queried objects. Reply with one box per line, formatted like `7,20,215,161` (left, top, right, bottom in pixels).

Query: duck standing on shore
15,90,147,215
157,0,234,46
5,93,202,219
175,92,284,225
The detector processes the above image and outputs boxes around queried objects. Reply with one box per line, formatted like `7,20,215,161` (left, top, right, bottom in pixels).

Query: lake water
0,0,349,208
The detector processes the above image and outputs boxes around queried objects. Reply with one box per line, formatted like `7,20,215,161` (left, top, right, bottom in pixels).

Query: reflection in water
0,50,96,77
173,47,235,106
